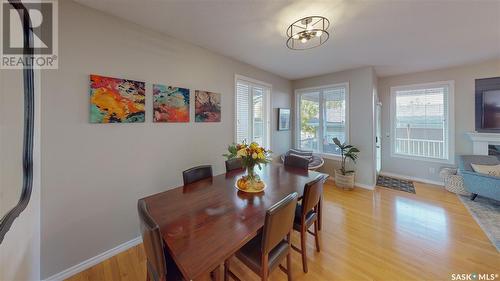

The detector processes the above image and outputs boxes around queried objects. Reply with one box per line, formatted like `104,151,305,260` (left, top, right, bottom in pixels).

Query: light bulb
292,34,299,39
316,30,323,37
301,38,308,43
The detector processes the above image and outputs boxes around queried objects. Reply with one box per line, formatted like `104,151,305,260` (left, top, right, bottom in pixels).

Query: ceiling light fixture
286,16,330,50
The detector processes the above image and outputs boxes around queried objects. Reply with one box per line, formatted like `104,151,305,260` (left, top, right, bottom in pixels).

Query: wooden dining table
142,164,328,280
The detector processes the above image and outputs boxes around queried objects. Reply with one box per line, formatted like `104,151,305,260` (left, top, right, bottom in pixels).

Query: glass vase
246,164,260,183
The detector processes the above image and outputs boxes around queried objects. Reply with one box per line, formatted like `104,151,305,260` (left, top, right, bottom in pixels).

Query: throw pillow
471,163,500,177
289,153,313,162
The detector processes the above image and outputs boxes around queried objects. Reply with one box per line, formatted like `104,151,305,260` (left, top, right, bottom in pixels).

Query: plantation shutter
236,78,270,147
236,81,250,143
252,86,264,146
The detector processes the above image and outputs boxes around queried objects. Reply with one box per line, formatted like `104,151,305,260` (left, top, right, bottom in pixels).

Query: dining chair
284,155,324,231
224,192,299,281
182,165,213,185
292,175,326,273
283,155,309,170
138,199,184,281
225,158,244,172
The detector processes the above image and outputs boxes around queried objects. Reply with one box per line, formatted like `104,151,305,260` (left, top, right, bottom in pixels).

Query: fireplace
488,145,500,156
467,132,500,155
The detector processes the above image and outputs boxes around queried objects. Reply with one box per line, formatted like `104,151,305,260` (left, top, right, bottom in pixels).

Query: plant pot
335,169,355,190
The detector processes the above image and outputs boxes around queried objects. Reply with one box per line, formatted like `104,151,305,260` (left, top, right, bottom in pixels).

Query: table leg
211,265,221,281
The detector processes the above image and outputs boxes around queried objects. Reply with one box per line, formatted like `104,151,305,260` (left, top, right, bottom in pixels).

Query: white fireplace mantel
466,132,500,155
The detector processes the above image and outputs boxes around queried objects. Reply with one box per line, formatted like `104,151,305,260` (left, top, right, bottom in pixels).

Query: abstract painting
89,74,145,123
153,84,190,122
195,90,221,122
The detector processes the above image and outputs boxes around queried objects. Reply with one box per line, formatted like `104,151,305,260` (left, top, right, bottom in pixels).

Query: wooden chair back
225,158,244,172
284,155,309,170
182,165,213,185
261,192,299,254
302,175,326,214
138,199,167,281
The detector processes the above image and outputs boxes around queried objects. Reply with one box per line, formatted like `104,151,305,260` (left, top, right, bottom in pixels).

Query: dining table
141,164,329,280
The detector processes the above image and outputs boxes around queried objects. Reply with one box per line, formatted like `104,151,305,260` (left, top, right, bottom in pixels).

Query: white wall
292,67,377,188
0,68,41,281
378,59,500,183
40,1,292,278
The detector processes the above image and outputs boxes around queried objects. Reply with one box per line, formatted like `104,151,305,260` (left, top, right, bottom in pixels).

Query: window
235,75,271,147
295,83,349,157
391,81,454,163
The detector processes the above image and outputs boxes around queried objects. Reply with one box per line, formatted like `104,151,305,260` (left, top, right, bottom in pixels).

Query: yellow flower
257,152,264,159
237,148,248,158
252,152,258,159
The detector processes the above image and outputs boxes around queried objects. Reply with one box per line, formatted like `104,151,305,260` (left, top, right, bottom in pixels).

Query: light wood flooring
66,181,500,281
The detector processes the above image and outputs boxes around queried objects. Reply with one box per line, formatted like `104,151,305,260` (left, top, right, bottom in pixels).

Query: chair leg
314,220,320,252
470,193,478,201
286,251,293,281
318,196,322,231
286,233,293,281
224,259,230,281
261,254,269,281
300,226,308,273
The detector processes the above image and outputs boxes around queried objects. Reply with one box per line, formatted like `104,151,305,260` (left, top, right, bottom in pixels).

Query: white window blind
236,82,250,143
236,77,270,147
392,81,453,161
296,83,348,156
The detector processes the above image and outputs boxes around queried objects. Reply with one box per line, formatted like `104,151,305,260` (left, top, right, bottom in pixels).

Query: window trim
294,82,350,160
389,80,455,164
234,74,272,148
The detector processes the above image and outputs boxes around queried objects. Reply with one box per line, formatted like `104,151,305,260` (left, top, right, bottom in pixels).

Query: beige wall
0,70,23,217
0,68,41,281
293,67,377,188
378,59,500,182
40,1,292,278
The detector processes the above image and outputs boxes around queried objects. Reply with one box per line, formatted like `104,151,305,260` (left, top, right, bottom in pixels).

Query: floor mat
377,175,416,194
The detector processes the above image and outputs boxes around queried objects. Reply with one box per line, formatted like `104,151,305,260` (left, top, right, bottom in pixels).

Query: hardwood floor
65,181,500,281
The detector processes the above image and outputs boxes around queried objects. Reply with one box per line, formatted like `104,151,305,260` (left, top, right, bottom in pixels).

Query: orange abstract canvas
153,84,190,122
89,74,145,123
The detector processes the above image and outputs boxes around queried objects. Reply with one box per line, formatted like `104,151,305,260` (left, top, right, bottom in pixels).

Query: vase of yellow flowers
224,141,272,192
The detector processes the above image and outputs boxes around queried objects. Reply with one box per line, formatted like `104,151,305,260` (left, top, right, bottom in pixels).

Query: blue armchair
458,155,500,201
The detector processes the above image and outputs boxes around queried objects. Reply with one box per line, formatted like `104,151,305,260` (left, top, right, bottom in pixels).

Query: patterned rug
376,175,416,194
458,195,500,252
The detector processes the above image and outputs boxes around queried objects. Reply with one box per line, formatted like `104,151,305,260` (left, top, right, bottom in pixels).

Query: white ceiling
75,0,500,80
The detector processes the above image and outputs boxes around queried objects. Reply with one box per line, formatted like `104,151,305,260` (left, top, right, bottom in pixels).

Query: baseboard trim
355,182,375,190
44,236,142,281
326,177,375,190
379,171,444,187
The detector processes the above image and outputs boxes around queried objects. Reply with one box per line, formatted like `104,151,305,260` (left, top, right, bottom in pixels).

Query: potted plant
333,138,360,190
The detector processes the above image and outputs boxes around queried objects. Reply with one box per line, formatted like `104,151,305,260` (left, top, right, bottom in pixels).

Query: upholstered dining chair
283,154,325,231
182,165,213,185
292,175,326,273
225,158,244,172
283,155,309,170
224,192,299,281
138,200,184,281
